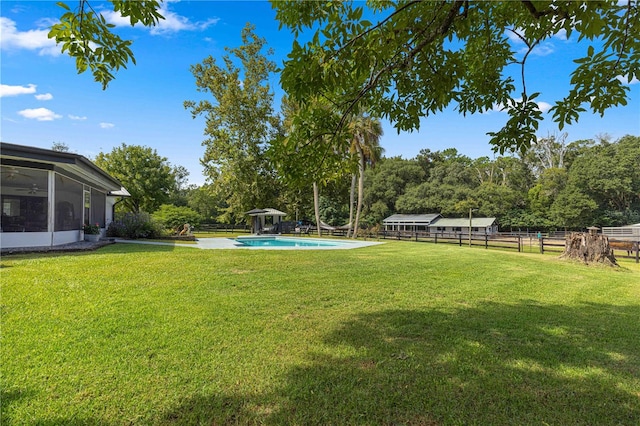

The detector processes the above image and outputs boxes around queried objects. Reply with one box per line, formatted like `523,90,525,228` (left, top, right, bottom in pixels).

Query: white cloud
616,75,639,85
506,28,526,44
536,101,552,113
102,3,219,35
35,93,53,101
0,17,59,56
18,107,62,121
553,28,569,41
69,114,87,120
99,122,115,129
517,42,555,57
0,83,37,97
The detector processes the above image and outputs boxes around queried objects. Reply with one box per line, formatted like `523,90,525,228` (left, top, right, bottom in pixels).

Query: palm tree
347,114,384,238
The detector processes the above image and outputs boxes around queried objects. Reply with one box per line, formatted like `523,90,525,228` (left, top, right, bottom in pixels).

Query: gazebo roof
245,208,287,217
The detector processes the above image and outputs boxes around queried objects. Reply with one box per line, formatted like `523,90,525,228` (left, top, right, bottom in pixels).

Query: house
383,213,442,232
1,142,129,249
429,217,498,236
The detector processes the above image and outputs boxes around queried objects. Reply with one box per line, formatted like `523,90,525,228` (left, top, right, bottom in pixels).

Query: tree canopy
94,143,178,213
184,24,281,223
273,0,639,153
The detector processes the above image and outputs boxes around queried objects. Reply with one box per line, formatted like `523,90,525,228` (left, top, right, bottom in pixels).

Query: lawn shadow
162,301,640,425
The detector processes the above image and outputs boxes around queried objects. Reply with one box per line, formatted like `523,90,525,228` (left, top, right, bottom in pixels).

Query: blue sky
1,1,639,186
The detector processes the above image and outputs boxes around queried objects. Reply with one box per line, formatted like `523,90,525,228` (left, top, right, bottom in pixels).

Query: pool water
235,236,344,248
232,236,384,250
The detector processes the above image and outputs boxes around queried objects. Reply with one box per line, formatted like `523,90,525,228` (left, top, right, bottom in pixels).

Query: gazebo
245,208,287,234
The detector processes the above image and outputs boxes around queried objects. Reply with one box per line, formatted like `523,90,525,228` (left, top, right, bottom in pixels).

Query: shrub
152,204,203,231
107,212,163,239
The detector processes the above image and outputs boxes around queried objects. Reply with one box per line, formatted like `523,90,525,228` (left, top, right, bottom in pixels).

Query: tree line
92,131,640,234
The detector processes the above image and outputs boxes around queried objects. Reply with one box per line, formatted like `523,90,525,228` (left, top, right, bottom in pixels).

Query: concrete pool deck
115,237,384,250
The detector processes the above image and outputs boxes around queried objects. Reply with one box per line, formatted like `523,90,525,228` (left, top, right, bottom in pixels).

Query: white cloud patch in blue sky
35,93,53,101
0,83,37,97
0,17,58,56
101,2,220,36
18,107,62,121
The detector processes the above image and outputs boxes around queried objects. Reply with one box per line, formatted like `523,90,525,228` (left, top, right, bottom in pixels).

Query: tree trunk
560,232,618,266
347,174,356,238
313,181,321,237
353,146,365,239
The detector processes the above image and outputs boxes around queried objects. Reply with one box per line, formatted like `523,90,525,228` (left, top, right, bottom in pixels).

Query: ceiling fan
16,184,46,194
1,167,33,180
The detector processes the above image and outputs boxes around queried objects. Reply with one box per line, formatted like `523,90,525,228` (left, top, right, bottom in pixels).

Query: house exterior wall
1,145,126,249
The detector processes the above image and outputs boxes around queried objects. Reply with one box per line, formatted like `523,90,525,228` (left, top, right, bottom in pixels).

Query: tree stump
560,232,618,266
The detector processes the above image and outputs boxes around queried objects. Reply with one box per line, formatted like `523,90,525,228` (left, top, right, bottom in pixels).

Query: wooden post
459,234,462,246
518,236,521,253
434,234,438,244
636,241,639,264
540,237,544,254
485,234,488,249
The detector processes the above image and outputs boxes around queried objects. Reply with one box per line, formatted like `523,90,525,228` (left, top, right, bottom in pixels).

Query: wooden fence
196,224,251,233
194,225,639,262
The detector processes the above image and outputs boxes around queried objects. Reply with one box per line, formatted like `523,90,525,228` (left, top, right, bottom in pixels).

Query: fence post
540,237,544,254
459,234,462,246
636,241,639,264
518,236,521,253
434,234,438,244
485,234,488,249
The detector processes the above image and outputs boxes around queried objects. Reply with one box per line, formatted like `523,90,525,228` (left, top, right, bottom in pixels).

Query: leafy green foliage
49,1,164,89
152,204,203,231
106,212,162,238
360,135,639,230
274,0,639,153
185,24,281,223
94,143,178,213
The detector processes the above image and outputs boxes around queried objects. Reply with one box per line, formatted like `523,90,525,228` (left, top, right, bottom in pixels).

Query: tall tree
185,24,280,223
347,114,384,238
94,143,177,213
274,96,348,235
274,1,639,153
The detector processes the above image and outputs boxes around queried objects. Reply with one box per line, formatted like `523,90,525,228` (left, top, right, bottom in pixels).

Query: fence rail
193,225,639,262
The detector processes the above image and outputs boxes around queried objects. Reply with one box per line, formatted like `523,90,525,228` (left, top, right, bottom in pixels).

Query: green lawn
2,241,639,425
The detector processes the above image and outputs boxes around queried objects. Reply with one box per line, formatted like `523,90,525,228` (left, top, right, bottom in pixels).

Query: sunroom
1,142,129,249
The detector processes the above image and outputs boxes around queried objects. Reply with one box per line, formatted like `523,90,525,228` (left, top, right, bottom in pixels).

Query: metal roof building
383,213,442,232
429,217,498,235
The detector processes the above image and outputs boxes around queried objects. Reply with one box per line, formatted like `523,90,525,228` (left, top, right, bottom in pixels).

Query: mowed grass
1,241,639,425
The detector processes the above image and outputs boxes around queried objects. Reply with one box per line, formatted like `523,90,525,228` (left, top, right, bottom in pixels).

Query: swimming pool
233,236,382,250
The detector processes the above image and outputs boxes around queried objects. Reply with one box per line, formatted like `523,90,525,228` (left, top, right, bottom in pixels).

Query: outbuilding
429,217,498,236
1,142,129,249
383,213,442,232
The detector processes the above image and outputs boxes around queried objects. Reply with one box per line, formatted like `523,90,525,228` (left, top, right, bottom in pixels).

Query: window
91,188,106,227
54,174,83,231
0,166,48,232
